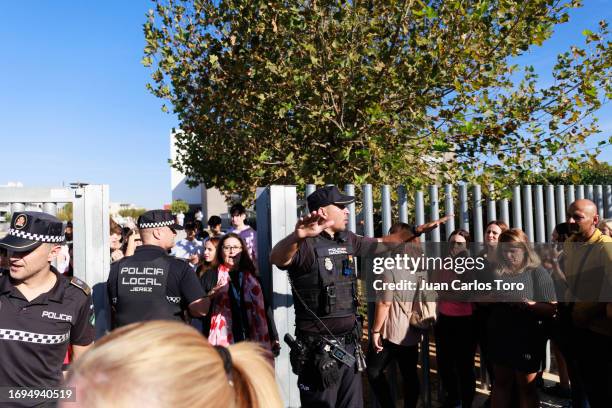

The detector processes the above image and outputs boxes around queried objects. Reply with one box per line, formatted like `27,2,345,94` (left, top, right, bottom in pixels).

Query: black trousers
366,340,419,408
551,313,589,408
473,306,495,385
572,328,612,408
435,313,477,408
298,343,363,408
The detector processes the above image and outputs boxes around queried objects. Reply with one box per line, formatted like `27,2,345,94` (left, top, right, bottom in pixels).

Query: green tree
170,199,190,214
144,0,612,199
57,203,73,222
521,159,612,185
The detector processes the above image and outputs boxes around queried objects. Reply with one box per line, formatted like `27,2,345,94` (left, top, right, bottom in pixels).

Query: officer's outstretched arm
379,214,454,243
188,296,211,317
270,211,334,267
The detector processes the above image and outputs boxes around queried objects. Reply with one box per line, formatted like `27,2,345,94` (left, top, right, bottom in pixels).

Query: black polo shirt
107,245,204,326
281,231,377,334
0,268,94,389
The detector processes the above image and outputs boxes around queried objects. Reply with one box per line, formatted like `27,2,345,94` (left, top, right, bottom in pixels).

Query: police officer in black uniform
271,186,381,407
107,209,209,328
271,186,450,407
0,212,94,407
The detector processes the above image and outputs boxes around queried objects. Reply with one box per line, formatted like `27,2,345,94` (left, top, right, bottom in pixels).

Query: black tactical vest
114,255,182,327
292,233,357,321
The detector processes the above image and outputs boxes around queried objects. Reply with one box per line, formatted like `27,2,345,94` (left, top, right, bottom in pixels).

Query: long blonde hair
63,321,282,408
496,228,541,275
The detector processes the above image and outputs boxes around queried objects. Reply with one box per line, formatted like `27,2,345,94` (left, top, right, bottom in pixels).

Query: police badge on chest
324,257,334,271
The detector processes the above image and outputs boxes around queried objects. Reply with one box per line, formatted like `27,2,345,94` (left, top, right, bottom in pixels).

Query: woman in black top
488,229,557,408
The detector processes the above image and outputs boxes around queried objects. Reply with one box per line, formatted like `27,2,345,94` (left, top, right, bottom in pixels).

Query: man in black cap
0,212,94,405
270,186,449,408
107,209,209,328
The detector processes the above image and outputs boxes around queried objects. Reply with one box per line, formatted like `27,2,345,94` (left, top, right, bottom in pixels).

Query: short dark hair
388,222,413,235
449,228,471,243
184,221,196,231
207,216,222,228
229,204,246,216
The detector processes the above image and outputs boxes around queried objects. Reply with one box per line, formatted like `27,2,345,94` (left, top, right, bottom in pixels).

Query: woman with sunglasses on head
201,233,279,355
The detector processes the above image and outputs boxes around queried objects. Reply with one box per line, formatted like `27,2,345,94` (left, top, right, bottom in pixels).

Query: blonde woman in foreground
60,320,283,408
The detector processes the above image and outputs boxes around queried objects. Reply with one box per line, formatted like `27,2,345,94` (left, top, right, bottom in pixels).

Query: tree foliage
522,159,612,185
144,0,612,200
57,203,72,222
170,199,190,214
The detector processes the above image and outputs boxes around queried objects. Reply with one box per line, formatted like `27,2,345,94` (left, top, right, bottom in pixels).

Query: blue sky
0,1,610,209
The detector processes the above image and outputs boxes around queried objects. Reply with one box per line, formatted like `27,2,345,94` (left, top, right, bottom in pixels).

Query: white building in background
170,130,228,220
109,202,141,216
0,182,43,217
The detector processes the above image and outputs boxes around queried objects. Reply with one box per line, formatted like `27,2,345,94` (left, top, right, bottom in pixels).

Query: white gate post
72,185,110,338
256,186,299,408
72,185,110,285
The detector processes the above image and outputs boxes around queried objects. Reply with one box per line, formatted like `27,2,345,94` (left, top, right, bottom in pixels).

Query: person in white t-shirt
171,222,203,269
176,212,185,227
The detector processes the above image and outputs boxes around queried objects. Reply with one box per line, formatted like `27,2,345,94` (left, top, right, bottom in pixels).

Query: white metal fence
303,183,611,241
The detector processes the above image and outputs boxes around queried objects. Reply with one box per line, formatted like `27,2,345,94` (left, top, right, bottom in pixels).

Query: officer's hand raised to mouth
270,210,335,268
295,211,335,239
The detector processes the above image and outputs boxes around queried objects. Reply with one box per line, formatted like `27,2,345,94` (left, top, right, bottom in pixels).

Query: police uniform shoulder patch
70,276,91,296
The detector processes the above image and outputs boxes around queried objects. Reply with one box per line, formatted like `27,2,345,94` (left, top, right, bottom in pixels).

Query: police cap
307,186,355,212
138,209,184,230
0,211,65,252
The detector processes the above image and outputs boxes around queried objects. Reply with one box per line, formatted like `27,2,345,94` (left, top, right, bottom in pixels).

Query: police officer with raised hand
107,209,210,329
0,212,94,407
271,186,450,408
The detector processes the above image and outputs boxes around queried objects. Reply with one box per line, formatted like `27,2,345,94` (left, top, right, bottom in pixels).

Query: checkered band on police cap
137,209,183,230
8,228,65,243
138,219,176,229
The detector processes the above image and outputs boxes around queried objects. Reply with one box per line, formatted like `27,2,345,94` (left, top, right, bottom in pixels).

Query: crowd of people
366,199,611,408
0,188,610,408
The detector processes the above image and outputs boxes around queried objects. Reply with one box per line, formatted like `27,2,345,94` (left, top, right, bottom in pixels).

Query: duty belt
297,331,356,346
